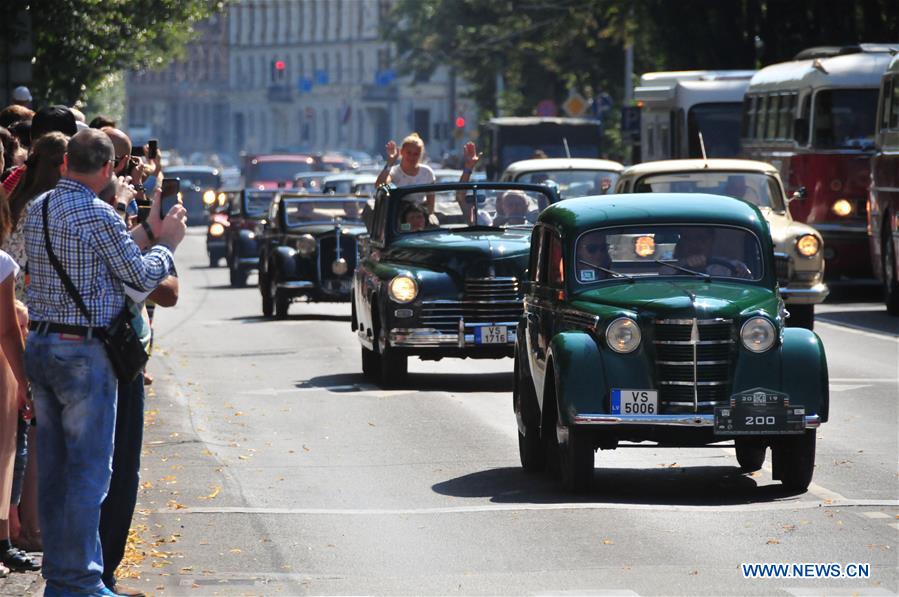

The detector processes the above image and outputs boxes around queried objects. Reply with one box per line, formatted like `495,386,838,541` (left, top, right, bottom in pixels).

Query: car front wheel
772,430,816,492
230,257,248,288
514,352,544,473
557,424,594,493
361,344,379,379
735,438,766,472
883,230,899,316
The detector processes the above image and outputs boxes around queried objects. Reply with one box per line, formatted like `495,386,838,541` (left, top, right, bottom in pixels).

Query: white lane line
863,511,891,519
830,384,870,392
830,378,898,383
816,320,899,342
784,589,896,596
152,498,899,516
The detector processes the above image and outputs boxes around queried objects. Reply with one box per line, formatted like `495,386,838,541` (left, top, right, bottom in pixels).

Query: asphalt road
125,231,898,596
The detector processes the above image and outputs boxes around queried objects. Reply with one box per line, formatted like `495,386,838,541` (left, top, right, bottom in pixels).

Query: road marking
784,589,896,596
830,384,870,392
830,378,898,383
816,320,899,342
152,498,899,516
863,511,891,519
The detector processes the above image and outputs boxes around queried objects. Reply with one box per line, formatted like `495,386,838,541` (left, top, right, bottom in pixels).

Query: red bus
741,44,896,283
870,53,899,314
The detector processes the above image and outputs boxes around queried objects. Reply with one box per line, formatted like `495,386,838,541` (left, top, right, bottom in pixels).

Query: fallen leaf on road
229,548,242,554
766,539,780,545
602,539,614,545
199,485,221,500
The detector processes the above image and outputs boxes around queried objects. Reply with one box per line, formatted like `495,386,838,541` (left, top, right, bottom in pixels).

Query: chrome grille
317,235,357,282
420,277,522,332
653,318,734,413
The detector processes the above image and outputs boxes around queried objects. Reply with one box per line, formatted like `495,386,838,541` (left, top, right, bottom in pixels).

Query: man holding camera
23,129,186,597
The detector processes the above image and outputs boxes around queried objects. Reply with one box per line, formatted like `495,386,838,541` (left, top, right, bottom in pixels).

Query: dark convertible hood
384,229,531,278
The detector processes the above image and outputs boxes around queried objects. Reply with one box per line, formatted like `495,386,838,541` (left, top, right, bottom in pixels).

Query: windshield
294,175,327,192
247,160,313,182
514,169,619,198
394,189,549,234
812,89,878,150
244,191,276,216
501,144,600,167
635,172,786,210
575,224,763,284
323,179,354,194
169,171,220,190
687,102,743,157
285,198,368,226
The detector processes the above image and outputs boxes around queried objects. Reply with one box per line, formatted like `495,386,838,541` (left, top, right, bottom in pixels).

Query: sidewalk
0,565,43,596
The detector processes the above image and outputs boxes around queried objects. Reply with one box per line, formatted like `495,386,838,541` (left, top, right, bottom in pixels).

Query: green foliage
24,0,222,105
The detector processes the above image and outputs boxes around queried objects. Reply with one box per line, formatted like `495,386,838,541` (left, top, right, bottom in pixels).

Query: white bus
635,70,755,162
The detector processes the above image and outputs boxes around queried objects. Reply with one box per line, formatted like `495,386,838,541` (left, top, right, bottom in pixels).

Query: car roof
619,159,779,177
504,158,624,176
539,193,767,235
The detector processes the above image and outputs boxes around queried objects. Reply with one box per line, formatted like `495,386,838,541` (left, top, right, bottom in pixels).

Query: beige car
500,157,623,199
614,159,828,329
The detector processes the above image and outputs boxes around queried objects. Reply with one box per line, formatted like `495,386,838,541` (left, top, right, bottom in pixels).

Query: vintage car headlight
332,258,348,275
296,234,316,256
741,317,776,353
832,199,853,217
605,317,641,354
796,234,820,257
203,189,216,205
208,222,225,237
388,275,418,303
217,192,227,206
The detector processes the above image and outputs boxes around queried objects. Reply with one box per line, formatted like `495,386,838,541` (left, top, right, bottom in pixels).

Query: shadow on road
816,308,898,337
432,465,803,506
228,313,352,323
294,371,514,394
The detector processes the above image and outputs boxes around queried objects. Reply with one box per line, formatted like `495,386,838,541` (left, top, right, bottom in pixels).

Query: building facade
126,0,469,162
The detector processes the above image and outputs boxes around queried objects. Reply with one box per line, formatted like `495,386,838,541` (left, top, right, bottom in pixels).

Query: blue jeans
11,415,28,504
25,332,117,595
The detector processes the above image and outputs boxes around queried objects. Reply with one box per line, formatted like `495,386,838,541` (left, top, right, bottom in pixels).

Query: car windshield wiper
577,259,634,281
654,259,711,281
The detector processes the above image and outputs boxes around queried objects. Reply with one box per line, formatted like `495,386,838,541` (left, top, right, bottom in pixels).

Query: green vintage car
352,182,558,387
515,193,828,492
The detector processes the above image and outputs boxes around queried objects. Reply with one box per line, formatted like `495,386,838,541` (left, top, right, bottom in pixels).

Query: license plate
611,389,658,415
474,326,508,344
714,388,805,435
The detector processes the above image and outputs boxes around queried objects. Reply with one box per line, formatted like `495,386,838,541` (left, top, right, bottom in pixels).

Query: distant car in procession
740,44,897,283
293,171,337,193
515,194,828,492
243,154,316,189
165,165,222,226
352,182,558,388
614,159,828,329
258,193,369,318
482,117,604,178
500,157,624,199
869,52,899,315
206,188,241,267
225,189,276,287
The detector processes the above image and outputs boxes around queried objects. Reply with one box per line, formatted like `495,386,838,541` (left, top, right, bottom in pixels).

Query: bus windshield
687,103,743,157
812,89,878,150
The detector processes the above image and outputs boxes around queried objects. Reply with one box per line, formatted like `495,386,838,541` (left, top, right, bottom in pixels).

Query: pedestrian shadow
432,465,804,506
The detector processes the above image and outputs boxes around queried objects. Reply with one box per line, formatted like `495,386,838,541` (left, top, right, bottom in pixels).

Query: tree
5,0,222,106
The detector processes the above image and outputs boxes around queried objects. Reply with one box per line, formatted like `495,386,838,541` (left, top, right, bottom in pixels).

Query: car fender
547,331,606,427
779,327,829,422
236,229,259,256
273,246,298,279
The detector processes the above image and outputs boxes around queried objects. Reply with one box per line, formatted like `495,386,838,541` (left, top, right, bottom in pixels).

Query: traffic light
455,116,465,129
271,59,286,82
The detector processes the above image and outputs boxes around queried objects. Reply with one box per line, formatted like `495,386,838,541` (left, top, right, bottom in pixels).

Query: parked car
165,165,222,226
352,182,559,388
225,189,276,287
614,159,828,329
500,157,623,199
515,193,828,492
258,194,370,318
206,189,241,267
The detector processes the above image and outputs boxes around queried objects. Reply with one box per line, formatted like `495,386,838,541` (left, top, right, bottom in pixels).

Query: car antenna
698,132,709,168
562,136,571,159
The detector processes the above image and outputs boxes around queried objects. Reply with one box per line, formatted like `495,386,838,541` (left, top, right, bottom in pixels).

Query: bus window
813,89,878,150
742,96,754,138
891,78,899,129
766,95,781,139
754,95,768,139
778,94,795,140
879,77,892,131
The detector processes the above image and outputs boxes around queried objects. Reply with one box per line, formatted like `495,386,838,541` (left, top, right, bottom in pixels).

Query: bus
870,53,899,314
635,70,755,162
740,44,896,283
482,117,603,179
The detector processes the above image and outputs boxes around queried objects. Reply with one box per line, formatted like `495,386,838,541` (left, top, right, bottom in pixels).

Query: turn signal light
832,199,853,217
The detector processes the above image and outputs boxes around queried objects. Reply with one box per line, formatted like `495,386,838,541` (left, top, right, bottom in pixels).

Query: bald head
67,128,114,175
102,127,131,173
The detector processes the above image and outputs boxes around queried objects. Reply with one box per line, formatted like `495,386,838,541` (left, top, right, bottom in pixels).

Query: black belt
29,321,104,337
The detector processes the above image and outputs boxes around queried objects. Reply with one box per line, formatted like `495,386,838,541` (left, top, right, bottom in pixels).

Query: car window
530,226,545,283
394,189,548,234
247,160,313,182
575,224,764,284
515,169,619,198
548,233,564,288
283,198,368,226
244,191,276,217
635,172,786,211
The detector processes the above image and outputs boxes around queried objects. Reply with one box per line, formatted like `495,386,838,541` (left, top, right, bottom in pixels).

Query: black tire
786,304,814,330
514,351,544,473
558,425,594,493
260,272,273,318
772,430,816,492
361,344,379,379
883,230,899,316
229,258,248,288
209,254,219,268
378,345,407,388
735,438,766,473
275,289,290,319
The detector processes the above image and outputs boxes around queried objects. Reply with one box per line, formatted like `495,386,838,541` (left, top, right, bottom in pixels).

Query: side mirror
793,118,809,145
789,186,807,202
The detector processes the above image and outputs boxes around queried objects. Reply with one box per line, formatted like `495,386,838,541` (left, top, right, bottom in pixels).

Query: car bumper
207,239,226,251
779,282,829,305
573,413,821,428
388,323,518,348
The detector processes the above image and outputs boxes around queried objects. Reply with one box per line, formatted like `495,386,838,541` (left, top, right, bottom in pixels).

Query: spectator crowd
0,88,187,597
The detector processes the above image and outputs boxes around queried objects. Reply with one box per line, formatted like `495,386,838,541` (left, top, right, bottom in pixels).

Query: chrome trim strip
654,339,733,345
654,318,732,325
572,414,821,427
659,380,728,386
277,281,314,289
658,360,728,366
663,400,729,407
388,326,518,348
422,299,522,306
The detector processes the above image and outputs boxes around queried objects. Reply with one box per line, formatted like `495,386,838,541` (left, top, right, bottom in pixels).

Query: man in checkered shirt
22,129,187,597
